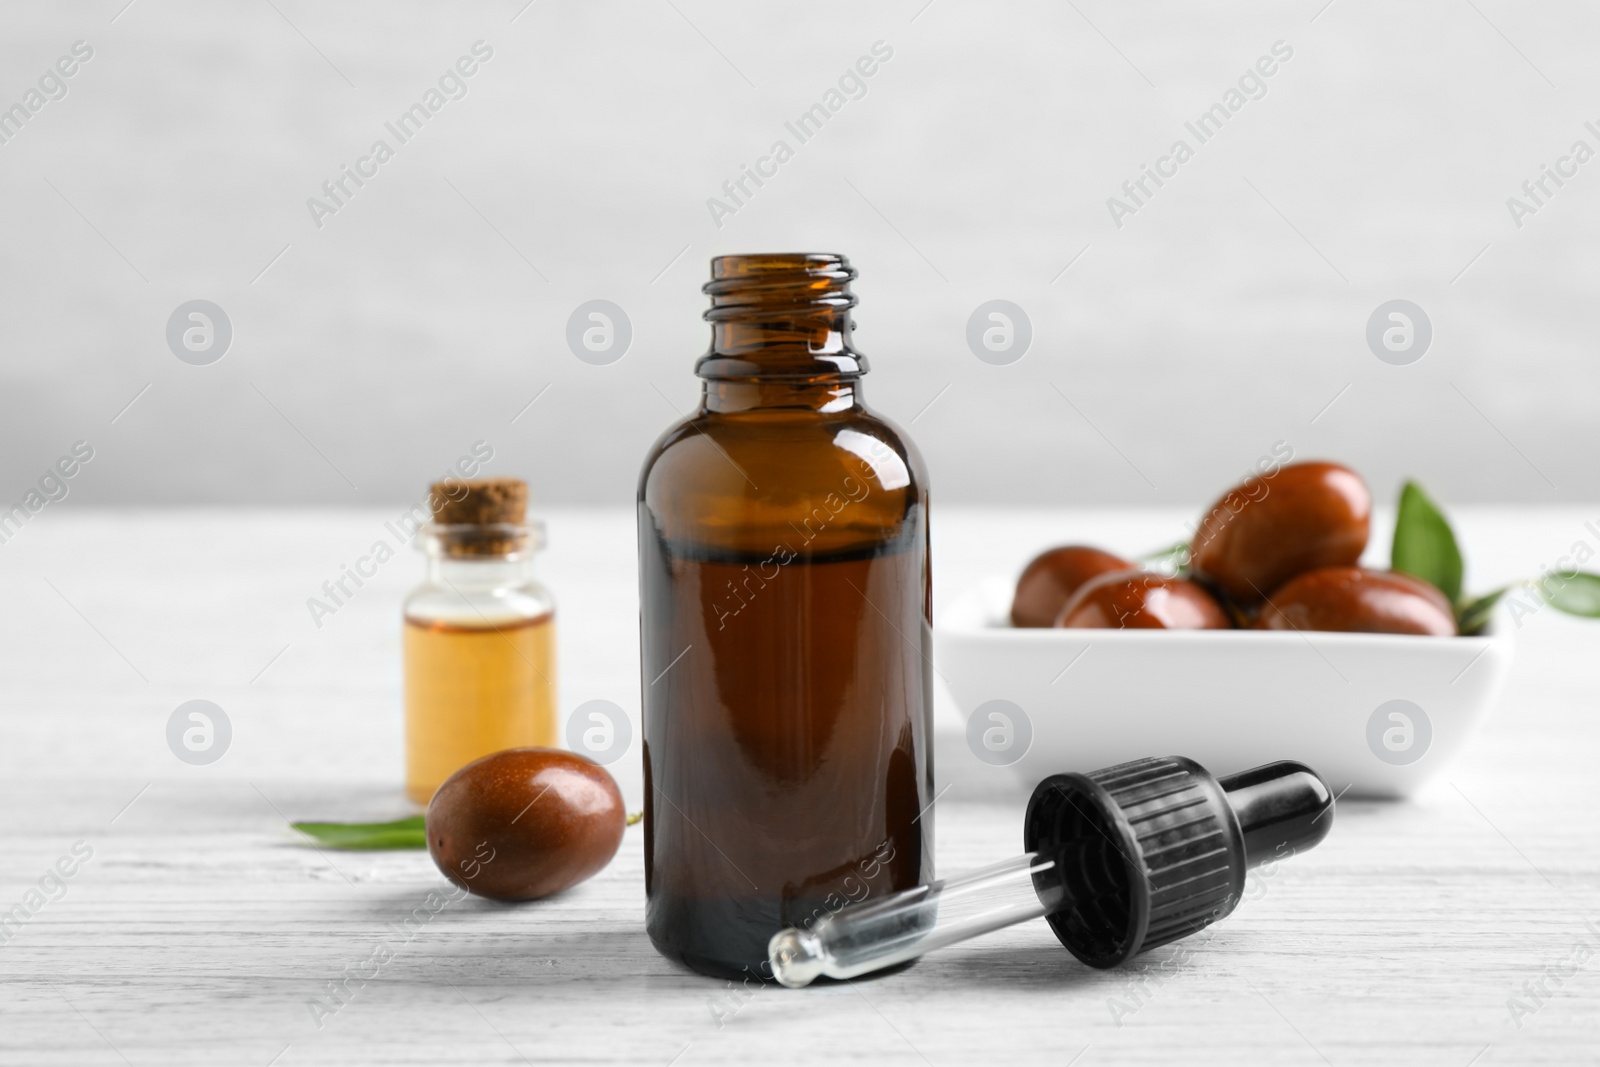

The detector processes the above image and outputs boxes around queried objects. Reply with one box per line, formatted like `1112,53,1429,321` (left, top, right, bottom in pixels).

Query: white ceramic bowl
933,576,1514,798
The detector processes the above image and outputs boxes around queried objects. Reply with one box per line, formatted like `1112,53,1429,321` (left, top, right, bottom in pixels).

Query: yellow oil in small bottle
403,613,557,804
401,476,557,805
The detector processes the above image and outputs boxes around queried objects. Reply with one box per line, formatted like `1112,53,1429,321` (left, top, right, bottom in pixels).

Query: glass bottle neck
424,554,537,589
695,252,868,382
418,524,542,589
702,379,862,414
709,305,853,357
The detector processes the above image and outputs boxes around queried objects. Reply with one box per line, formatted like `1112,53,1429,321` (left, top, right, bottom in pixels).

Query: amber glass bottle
638,253,934,979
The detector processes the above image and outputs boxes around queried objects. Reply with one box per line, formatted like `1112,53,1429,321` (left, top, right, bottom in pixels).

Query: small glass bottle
637,253,935,979
403,478,557,805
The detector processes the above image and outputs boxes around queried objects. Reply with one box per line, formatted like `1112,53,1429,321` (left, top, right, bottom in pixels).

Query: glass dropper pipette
770,756,1333,987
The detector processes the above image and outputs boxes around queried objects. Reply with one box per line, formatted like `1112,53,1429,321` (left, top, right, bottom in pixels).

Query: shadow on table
337,886,666,984
923,937,1102,989
342,886,1100,991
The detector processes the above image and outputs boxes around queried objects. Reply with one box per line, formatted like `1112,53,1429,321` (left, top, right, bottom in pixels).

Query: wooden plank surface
1,507,1596,1065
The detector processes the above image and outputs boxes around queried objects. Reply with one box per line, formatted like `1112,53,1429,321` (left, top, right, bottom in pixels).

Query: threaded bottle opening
703,253,857,321
697,252,867,381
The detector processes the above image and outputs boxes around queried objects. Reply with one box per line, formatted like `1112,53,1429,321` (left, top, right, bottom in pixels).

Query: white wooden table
2,507,1597,1066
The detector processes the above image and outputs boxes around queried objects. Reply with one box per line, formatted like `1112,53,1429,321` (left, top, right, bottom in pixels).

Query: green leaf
1537,571,1600,617
1138,540,1189,563
1456,587,1508,635
1391,481,1464,603
1138,541,1192,578
291,815,427,850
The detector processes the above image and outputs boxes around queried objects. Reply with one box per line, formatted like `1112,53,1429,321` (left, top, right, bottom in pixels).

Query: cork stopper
431,477,528,525
429,478,531,558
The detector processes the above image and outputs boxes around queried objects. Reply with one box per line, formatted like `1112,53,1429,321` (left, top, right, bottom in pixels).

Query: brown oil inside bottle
638,253,933,979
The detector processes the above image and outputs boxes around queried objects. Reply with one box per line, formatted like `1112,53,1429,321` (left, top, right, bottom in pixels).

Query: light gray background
2,0,1594,509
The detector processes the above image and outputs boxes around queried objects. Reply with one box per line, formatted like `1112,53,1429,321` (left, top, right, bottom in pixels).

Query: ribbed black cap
1023,756,1249,968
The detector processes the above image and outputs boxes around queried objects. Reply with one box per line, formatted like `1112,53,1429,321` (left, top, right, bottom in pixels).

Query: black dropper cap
1022,756,1333,968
